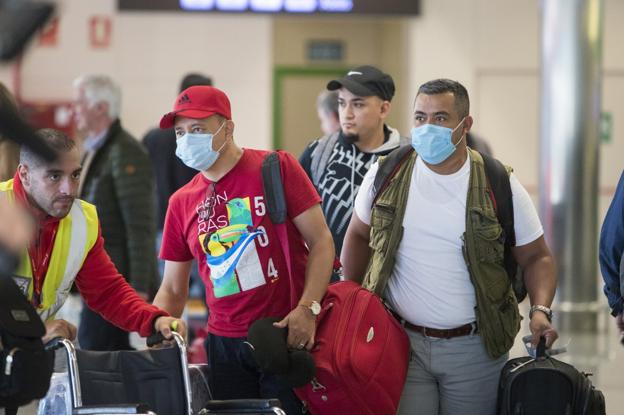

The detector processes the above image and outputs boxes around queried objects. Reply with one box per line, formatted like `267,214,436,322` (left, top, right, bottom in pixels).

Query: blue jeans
205,333,304,415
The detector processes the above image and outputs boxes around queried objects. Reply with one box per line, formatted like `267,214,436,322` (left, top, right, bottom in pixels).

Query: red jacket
13,172,167,336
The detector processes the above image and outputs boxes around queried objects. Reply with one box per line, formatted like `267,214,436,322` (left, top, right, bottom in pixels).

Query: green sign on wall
601,112,613,143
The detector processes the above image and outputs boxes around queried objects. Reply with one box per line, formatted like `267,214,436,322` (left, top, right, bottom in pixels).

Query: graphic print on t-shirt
199,196,266,298
317,145,379,254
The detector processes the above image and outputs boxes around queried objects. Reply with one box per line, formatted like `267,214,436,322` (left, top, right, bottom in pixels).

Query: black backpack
497,338,606,415
0,274,54,410
371,145,527,302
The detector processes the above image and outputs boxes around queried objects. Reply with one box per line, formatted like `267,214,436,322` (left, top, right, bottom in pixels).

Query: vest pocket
369,203,395,252
470,207,508,301
477,292,520,358
471,208,504,264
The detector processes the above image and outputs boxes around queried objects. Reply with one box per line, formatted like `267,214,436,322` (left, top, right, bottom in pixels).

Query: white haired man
72,75,158,351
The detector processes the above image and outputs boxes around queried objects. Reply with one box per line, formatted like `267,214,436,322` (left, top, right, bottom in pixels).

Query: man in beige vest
341,79,558,415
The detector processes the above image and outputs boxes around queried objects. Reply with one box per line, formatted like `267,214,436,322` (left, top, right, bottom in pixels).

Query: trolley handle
146,331,166,347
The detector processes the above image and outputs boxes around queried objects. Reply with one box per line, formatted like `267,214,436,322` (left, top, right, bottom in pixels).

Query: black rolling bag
497,337,606,415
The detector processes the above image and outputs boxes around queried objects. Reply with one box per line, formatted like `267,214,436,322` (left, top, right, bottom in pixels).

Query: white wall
404,0,624,218
0,0,273,149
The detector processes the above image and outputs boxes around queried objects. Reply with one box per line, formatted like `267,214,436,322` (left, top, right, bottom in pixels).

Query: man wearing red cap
153,86,334,413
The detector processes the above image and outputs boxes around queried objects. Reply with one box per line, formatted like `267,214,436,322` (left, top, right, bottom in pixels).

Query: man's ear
226,119,235,139
17,164,29,187
380,101,391,119
463,115,474,135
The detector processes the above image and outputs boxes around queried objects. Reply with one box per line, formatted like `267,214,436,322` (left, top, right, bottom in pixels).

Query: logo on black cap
327,65,395,102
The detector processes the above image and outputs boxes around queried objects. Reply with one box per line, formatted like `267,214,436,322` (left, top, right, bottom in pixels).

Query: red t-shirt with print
160,149,321,337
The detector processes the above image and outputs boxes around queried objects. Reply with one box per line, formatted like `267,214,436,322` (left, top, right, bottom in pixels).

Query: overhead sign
307,40,343,61
118,0,420,15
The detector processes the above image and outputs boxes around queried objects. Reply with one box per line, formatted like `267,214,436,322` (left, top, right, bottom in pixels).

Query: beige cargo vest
364,148,520,358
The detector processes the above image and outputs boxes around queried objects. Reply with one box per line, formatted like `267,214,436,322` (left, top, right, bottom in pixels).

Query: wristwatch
529,304,553,322
299,300,321,316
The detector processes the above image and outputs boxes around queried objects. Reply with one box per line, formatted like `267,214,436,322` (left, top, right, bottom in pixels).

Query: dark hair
179,73,213,93
20,128,75,166
417,79,470,119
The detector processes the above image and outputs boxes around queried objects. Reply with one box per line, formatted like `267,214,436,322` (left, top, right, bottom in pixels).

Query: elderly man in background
72,74,158,351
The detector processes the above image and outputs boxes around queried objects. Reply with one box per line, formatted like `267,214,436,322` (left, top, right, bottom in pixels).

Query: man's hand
43,319,77,344
154,316,187,340
529,311,558,348
273,306,316,351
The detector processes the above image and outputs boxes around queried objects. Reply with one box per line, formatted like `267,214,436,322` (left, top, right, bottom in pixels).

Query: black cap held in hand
327,65,395,102
247,317,316,388
277,350,317,388
247,317,290,374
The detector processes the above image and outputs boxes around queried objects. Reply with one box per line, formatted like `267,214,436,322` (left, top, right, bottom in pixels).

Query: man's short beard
342,133,359,143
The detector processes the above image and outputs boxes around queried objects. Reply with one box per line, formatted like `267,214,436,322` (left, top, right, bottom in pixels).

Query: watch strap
529,304,553,322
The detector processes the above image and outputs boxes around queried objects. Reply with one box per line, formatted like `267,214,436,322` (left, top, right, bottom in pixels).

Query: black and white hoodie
299,125,406,256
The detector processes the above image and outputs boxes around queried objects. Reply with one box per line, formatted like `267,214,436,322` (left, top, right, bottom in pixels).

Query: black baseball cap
327,65,395,102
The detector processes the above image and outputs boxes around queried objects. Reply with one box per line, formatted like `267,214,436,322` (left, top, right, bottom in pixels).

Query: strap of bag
481,153,525,301
372,145,414,207
482,153,515,247
261,152,287,225
261,152,292,281
310,132,340,186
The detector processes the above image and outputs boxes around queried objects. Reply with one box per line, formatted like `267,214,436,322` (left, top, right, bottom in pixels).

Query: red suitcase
295,281,410,415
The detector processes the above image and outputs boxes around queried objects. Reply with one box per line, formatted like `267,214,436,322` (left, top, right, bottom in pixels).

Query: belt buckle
421,326,430,337
469,322,477,336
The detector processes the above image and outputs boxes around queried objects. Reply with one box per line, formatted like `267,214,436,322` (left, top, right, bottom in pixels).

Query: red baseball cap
159,85,232,129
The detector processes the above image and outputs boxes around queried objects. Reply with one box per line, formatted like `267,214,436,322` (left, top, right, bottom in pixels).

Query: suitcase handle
536,336,547,358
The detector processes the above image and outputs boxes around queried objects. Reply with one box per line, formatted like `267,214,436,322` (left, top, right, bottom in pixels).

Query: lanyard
28,225,58,307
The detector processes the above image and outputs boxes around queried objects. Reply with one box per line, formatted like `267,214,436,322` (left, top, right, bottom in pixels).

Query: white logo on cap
347,71,363,76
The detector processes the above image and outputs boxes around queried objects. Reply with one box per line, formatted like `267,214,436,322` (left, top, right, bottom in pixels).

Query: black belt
391,311,478,339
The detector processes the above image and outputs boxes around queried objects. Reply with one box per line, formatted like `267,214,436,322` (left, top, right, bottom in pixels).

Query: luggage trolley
38,332,285,415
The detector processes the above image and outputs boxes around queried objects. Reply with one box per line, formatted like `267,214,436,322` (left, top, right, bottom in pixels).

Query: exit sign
308,40,343,61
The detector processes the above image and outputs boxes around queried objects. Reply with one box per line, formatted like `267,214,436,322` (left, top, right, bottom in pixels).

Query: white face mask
175,122,226,171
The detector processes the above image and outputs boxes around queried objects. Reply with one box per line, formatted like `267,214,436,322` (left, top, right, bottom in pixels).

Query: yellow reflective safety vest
0,179,99,321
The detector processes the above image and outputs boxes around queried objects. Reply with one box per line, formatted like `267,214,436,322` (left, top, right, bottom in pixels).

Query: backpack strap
481,153,515,247
372,145,414,207
261,152,292,287
309,132,340,186
481,152,525,301
262,152,287,225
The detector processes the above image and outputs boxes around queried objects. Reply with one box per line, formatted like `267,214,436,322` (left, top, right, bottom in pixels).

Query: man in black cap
299,65,407,262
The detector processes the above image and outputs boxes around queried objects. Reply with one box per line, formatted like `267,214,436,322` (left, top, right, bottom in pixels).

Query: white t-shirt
354,153,543,329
